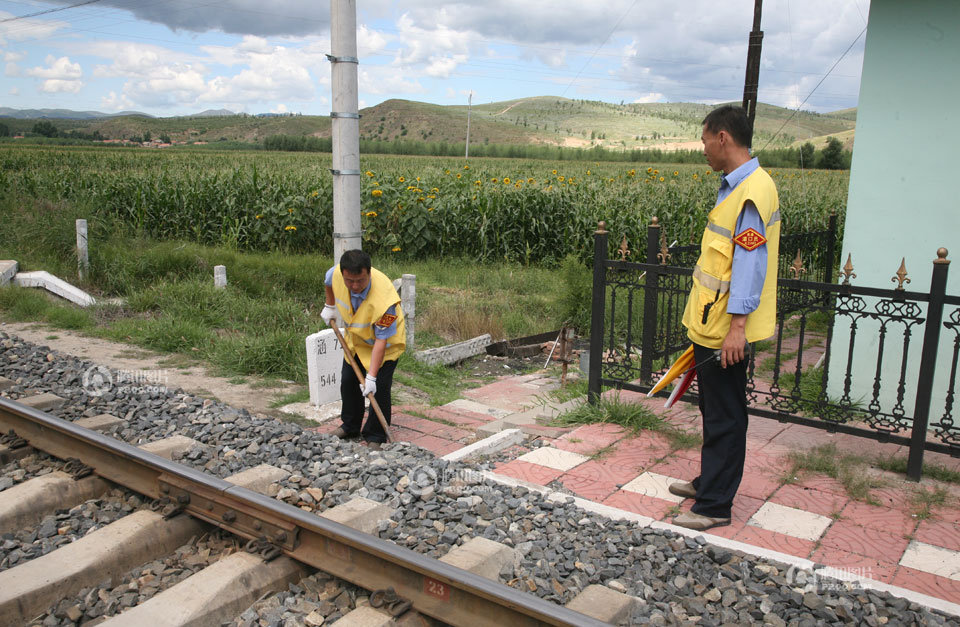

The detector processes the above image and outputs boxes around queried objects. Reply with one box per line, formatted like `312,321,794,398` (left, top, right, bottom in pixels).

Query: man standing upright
320,249,405,450
670,105,780,531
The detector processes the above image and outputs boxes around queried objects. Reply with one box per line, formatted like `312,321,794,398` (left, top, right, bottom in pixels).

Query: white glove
321,304,338,327
360,373,377,397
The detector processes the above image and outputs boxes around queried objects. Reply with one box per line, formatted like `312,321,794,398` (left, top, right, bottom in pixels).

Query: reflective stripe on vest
692,265,731,293
705,222,733,238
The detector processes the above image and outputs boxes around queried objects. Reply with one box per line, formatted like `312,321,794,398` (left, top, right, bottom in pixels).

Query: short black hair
339,249,371,275
702,105,752,149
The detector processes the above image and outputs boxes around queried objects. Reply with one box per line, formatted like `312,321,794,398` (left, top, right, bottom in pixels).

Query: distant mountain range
0,98,857,151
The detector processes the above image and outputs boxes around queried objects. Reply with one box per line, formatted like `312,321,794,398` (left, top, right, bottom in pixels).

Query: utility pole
465,91,473,159
329,0,362,261
742,0,763,141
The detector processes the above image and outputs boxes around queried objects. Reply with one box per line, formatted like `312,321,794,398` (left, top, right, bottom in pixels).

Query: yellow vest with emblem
682,167,780,348
332,266,406,368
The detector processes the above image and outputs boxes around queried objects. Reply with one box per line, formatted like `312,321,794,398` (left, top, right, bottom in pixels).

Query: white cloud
26,55,82,80
0,11,67,45
633,93,665,104
5,62,19,76
9,86,18,95
271,103,289,113
425,54,467,78
102,90,135,111
4,51,25,62
39,79,82,93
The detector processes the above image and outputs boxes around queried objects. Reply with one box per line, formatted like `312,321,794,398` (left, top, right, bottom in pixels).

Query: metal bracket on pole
333,232,363,239
330,112,360,119
329,169,362,176
326,54,359,64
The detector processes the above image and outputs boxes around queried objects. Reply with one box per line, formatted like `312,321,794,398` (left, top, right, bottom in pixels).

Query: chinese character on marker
319,339,327,355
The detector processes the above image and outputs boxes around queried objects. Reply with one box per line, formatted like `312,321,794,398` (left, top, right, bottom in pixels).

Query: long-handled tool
330,324,393,443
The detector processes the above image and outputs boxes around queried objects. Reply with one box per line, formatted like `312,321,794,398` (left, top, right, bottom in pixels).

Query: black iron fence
588,218,959,480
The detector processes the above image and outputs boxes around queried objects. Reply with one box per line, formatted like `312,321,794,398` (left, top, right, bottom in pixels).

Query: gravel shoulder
0,320,301,420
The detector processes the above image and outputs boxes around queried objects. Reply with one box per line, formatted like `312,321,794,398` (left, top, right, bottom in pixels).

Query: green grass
269,388,311,408
550,394,702,450
874,457,960,485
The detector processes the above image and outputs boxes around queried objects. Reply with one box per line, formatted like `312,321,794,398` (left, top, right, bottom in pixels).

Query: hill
1,98,857,150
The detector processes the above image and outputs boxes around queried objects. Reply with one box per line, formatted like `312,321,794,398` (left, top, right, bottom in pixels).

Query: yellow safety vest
682,167,780,348
332,266,406,368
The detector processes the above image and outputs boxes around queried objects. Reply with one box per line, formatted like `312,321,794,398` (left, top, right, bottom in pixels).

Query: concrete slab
0,260,17,287
139,435,205,460
75,413,126,433
332,605,394,626
320,496,396,534
0,509,205,625
224,464,290,495
414,334,491,366
748,501,832,541
441,429,524,463
621,472,685,503
18,392,66,411
0,375,13,391
13,270,96,307
443,398,511,420
565,584,640,623
279,400,341,424
439,537,516,581
516,447,589,472
900,541,960,581
99,552,306,627
0,471,109,533
476,419,507,438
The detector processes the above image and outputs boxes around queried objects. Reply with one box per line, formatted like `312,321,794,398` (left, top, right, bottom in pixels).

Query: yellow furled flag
647,344,695,397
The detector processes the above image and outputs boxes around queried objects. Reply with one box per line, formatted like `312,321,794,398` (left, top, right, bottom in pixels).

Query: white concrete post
306,329,345,406
76,219,88,280
214,265,227,289
402,273,416,351
330,0,362,261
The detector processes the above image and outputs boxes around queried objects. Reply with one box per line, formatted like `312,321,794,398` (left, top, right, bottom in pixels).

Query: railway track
0,395,611,626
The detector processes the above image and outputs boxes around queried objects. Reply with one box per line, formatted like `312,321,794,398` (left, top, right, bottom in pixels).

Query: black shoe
331,427,360,439
366,441,382,451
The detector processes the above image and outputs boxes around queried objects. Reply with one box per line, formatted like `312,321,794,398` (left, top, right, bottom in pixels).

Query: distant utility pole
329,0,362,261
465,91,473,159
742,0,763,141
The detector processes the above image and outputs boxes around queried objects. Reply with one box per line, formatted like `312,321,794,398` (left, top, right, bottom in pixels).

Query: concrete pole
465,91,472,160
401,273,416,351
75,219,88,280
330,0,362,262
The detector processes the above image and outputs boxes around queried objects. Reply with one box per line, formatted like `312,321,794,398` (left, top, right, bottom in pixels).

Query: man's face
701,126,724,173
342,268,371,294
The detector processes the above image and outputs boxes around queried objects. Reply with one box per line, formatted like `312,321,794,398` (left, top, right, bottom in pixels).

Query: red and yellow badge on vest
375,312,398,328
733,228,767,251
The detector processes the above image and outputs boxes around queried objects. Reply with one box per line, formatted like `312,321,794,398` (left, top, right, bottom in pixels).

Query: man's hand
721,314,748,368
320,304,338,327
360,373,377,397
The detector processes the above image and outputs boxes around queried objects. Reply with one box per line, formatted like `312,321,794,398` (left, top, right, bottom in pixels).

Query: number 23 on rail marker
423,577,450,601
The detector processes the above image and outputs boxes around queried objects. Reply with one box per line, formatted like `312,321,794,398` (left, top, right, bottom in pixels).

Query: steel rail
0,397,609,627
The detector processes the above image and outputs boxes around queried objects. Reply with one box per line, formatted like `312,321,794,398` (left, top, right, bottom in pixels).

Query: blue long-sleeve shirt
325,266,398,340
716,157,767,315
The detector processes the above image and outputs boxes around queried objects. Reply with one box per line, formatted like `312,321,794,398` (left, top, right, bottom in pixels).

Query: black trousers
690,342,748,518
339,356,396,443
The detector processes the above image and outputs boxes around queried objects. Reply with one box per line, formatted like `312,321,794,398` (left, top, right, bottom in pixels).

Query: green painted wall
827,0,960,438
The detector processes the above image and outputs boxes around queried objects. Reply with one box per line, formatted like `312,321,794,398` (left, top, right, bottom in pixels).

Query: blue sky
1,0,870,116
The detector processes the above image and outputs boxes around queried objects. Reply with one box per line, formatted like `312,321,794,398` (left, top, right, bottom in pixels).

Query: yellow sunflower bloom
365,211,377,217
398,176,405,183
392,246,401,252
371,189,383,197
285,225,296,231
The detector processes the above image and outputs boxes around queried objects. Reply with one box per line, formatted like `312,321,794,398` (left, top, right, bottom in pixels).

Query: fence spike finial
936,247,949,264
617,235,630,261
657,230,671,265
789,250,806,279
596,221,607,234
840,253,857,285
892,257,911,290
650,216,659,227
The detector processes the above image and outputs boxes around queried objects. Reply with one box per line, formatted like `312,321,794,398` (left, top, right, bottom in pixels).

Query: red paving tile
915,519,960,552
731,494,766,526
602,490,676,520
408,434,461,456
648,456,700,481
559,474,620,502
393,414,445,434
563,423,626,446
792,474,848,496
867,486,917,511
737,473,784,500
746,418,791,443
809,546,899,584
769,424,839,451
818,519,910,562
839,500,919,536
551,438,604,455
892,566,960,604
735,525,816,559
563,459,642,487
493,460,564,485
770,484,849,517
706,522,747,540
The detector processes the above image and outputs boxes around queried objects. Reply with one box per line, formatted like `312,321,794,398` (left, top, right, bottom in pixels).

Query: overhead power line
0,0,104,23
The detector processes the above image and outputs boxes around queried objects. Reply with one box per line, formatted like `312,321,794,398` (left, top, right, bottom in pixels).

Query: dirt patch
0,320,302,420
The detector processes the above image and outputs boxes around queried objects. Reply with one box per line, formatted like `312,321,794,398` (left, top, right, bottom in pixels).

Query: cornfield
1,144,849,264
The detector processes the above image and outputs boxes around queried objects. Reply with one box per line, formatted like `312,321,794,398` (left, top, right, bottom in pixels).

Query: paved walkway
313,371,960,609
